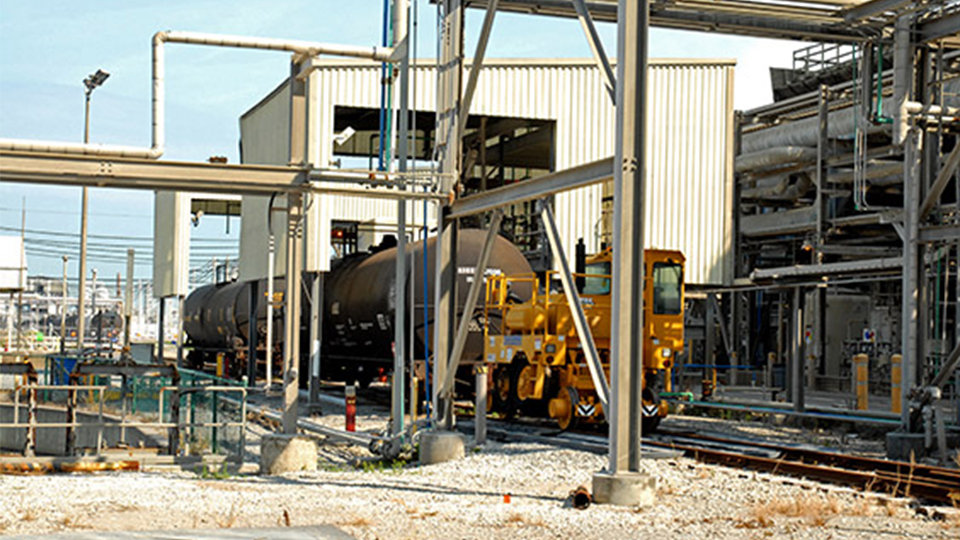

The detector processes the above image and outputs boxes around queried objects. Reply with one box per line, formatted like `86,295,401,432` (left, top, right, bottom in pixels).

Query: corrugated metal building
239,58,734,285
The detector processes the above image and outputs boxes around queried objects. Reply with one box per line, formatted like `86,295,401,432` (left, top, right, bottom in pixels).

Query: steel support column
902,128,922,428
282,192,304,434
608,0,649,474
434,0,464,429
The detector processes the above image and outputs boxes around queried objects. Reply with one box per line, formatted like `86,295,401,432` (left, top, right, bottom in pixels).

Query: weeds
21,509,38,522
339,516,373,527
215,502,240,529
198,464,233,480
748,493,846,527
505,512,545,527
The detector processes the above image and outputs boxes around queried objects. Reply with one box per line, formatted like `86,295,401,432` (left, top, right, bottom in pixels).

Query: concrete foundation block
260,434,317,475
592,471,656,507
885,431,927,461
419,430,465,465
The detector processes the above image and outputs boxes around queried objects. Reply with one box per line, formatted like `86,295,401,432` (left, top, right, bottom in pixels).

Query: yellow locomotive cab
483,248,684,431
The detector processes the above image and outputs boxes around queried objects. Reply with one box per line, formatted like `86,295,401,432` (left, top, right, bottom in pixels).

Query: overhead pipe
0,31,396,160
734,146,816,173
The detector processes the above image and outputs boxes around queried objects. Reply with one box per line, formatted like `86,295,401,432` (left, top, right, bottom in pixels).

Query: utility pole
17,199,25,352
60,256,68,354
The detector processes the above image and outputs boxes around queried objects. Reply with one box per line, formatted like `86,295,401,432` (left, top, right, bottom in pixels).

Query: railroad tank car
183,229,532,386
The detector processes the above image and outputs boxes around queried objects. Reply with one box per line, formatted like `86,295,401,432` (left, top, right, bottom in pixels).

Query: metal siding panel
240,60,733,284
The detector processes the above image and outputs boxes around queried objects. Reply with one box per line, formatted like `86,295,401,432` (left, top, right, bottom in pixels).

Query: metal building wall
240,58,734,285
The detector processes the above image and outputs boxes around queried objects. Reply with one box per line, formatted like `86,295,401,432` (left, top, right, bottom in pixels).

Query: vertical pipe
475,365,487,446
608,0,649,474
392,0,410,437
309,273,323,406
891,353,902,414
266,234,275,388
176,295,184,368
816,84,829,262
792,287,805,413
157,297,165,363
247,280,258,385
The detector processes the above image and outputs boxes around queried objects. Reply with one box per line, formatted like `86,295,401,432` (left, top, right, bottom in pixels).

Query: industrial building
237,58,735,286
0,1,959,536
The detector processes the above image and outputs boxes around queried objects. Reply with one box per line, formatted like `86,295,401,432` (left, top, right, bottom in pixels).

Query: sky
0,0,805,284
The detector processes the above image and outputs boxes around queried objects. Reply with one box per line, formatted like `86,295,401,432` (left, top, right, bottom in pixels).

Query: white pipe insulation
0,31,396,160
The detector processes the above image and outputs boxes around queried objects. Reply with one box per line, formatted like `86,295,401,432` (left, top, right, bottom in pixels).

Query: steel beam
920,223,960,242
572,0,616,104
463,0,874,42
0,151,449,200
930,341,960,390
919,10,960,44
919,142,960,220
439,210,503,404
843,0,912,23
540,202,609,411
447,157,613,219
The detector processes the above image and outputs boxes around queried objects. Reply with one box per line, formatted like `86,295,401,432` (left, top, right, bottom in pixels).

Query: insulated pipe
734,146,816,173
892,17,912,146
0,31,395,159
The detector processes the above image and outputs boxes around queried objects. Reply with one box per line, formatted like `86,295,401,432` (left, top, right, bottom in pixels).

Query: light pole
77,69,109,355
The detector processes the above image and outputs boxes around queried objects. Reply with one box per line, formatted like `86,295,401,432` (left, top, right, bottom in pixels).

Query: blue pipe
377,0,389,171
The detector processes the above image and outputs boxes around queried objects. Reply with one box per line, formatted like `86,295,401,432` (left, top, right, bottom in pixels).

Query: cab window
582,261,611,295
652,262,682,315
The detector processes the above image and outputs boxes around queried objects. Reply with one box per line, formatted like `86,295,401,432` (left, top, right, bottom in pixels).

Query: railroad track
462,419,960,506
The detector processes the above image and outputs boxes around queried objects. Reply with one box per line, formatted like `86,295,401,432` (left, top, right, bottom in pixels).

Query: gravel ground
2,438,958,539
2,387,957,539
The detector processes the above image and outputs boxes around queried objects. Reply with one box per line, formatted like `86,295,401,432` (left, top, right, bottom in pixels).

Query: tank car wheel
549,386,579,431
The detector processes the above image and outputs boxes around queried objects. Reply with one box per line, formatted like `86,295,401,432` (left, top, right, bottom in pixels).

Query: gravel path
1,439,957,539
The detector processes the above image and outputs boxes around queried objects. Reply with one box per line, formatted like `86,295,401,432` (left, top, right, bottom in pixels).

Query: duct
0,31,394,160
741,172,813,201
735,146,815,173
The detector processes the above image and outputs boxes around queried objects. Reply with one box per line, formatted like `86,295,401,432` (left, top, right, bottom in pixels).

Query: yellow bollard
854,354,869,411
890,354,902,414
216,353,224,378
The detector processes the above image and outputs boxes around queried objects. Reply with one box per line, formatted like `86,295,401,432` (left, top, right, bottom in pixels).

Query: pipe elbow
152,31,169,46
